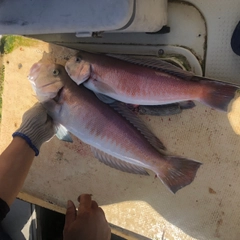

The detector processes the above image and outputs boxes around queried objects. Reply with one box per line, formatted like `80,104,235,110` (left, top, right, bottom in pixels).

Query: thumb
64,200,76,230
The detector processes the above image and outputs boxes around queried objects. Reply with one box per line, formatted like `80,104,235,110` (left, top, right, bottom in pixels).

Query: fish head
65,55,91,85
28,62,67,102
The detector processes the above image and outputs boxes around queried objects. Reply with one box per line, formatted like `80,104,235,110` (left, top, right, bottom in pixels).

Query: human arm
63,194,111,240
0,137,35,207
0,103,54,210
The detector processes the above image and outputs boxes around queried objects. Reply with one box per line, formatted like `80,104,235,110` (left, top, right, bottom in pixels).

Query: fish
28,62,202,193
65,51,238,112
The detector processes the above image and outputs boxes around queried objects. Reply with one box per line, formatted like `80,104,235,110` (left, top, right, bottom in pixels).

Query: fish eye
53,69,59,76
76,57,81,63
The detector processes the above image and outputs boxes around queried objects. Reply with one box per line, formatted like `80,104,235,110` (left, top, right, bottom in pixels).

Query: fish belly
53,91,159,170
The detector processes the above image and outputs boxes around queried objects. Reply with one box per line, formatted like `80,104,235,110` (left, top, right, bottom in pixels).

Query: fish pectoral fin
91,147,149,175
107,54,194,80
84,78,116,94
110,101,166,151
55,124,73,142
94,93,116,104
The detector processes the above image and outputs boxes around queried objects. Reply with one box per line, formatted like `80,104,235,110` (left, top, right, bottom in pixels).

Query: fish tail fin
196,77,238,111
157,156,202,194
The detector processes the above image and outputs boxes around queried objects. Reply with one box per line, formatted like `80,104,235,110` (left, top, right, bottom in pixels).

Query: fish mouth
28,62,62,89
28,62,42,85
38,79,62,89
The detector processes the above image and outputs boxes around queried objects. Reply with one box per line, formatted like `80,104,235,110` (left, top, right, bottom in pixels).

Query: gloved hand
63,194,111,240
12,103,55,156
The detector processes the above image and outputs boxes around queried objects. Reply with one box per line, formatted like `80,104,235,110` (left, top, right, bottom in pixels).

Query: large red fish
28,62,201,194
65,52,238,111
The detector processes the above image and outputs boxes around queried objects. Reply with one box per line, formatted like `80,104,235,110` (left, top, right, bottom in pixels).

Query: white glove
13,103,55,156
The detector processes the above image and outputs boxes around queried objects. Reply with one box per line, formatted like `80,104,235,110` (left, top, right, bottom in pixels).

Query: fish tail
157,156,202,194
196,77,238,111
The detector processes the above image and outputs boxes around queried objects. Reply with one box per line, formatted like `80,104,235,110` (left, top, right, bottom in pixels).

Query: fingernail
67,200,72,208
77,194,92,202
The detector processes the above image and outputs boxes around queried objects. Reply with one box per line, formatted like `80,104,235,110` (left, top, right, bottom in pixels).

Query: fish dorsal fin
110,101,166,151
91,147,149,175
107,54,194,80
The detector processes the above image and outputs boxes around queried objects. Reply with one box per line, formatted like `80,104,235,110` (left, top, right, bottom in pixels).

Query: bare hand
63,194,111,240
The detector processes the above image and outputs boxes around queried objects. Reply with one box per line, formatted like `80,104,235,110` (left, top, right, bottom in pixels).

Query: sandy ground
1,37,240,240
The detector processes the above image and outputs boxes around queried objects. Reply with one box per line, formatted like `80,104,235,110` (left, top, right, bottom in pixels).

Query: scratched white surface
190,0,240,84
0,1,240,240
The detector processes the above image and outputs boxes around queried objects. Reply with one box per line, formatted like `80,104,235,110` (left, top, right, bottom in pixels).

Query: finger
91,200,98,210
77,193,92,202
64,200,76,230
97,207,108,221
32,102,42,109
77,194,92,214
42,99,61,116
33,102,46,114
45,115,54,127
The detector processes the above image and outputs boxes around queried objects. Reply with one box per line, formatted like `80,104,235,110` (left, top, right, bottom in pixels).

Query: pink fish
65,51,238,111
28,62,201,193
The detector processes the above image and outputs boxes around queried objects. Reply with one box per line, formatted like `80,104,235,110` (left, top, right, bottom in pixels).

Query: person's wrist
11,136,36,157
12,132,39,156
14,121,44,149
